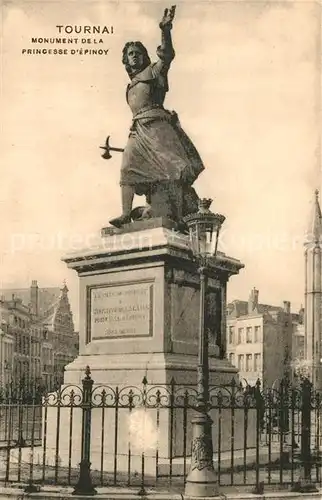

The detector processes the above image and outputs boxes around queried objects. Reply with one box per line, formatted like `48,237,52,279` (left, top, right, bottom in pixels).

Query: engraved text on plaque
89,282,153,340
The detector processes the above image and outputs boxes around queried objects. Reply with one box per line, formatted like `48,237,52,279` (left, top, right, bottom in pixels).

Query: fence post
292,377,318,493
73,366,97,496
280,378,290,439
251,379,264,495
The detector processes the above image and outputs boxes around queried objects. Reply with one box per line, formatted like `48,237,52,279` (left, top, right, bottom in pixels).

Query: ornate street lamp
183,198,225,498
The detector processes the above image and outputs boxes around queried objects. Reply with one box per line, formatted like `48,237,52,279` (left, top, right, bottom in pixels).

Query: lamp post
184,198,225,498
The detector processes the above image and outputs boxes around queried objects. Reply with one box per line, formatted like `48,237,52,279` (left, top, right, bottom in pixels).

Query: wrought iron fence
0,368,320,495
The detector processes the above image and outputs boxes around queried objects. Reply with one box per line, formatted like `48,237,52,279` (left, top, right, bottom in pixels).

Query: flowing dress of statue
109,6,205,228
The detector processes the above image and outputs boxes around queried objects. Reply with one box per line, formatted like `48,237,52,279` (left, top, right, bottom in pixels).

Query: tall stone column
304,190,322,389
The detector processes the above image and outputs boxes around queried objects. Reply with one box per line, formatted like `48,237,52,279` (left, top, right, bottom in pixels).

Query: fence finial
84,366,91,380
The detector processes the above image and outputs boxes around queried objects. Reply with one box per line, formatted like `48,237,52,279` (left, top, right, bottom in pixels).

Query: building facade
0,281,79,392
41,282,79,387
0,295,41,390
227,288,294,388
0,302,15,392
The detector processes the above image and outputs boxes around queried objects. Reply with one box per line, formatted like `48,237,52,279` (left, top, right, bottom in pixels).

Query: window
246,354,252,371
238,328,244,344
238,354,245,371
254,353,261,371
254,326,261,342
229,353,235,366
228,326,234,344
246,327,252,343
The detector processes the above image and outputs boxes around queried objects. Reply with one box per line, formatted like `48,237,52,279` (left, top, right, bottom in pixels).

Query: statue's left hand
159,5,176,31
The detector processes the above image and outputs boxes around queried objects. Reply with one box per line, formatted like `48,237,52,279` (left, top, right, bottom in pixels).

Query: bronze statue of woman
109,6,205,228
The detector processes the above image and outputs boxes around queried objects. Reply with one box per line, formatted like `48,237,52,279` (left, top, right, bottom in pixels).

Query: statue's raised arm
159,5,176,30
156,6,176,68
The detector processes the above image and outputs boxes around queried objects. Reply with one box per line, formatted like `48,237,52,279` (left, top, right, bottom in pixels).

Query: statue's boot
109,214,131,228
109,185,134,228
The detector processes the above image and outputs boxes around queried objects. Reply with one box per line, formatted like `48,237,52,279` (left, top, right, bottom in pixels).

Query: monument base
63,352,237,386
41,353,255,477
51,220,248,478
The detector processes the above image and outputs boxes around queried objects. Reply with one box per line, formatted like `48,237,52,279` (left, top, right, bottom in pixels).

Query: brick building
226,288,296,388
0,280,78,391
0,302,15,391
0,295,41,389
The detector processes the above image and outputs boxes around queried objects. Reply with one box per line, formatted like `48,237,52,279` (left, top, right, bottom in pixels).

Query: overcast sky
0,0,321,328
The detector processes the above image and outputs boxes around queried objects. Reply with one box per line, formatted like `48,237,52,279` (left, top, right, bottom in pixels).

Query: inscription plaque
89,282,153,340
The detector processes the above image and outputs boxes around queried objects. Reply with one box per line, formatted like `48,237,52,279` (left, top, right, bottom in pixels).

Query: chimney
30,280,39,316
248,288,259,314
283,301,291,314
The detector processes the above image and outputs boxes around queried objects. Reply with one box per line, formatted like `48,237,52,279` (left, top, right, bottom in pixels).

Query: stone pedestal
42,219,252,476
63,218,244,386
